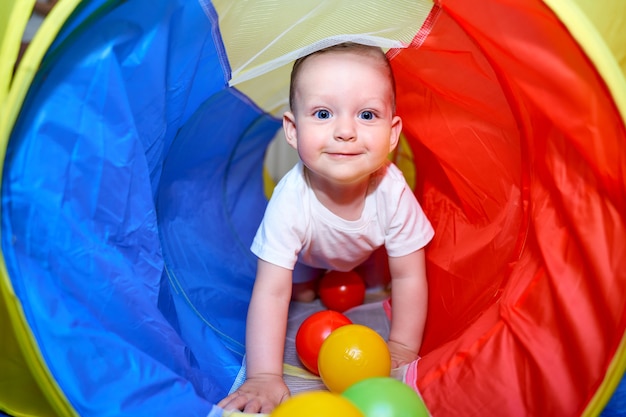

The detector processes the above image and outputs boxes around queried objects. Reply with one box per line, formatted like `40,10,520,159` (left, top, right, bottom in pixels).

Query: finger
260,398,282,415
219,394,249,411
259,390,290,414
243,397,262,414
217,393,238,409
260,402,275,414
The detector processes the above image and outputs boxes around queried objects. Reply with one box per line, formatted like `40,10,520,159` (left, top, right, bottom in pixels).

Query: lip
325,152,362,158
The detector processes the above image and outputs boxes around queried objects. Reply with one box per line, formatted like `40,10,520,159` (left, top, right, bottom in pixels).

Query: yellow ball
318,324,391,393
270,390,364,417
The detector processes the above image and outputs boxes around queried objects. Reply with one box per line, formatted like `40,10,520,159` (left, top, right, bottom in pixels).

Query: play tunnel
1,0,625,416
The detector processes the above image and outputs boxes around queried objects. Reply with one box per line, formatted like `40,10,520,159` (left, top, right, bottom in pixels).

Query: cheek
297,143,317,163
298,126,326,148
365,130,393,151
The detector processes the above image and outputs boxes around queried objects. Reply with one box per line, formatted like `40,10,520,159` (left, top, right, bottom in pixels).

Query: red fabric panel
393,4,525,354
391,1,626,415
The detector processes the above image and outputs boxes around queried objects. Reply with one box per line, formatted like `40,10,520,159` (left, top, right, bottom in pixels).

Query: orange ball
318,324,391,393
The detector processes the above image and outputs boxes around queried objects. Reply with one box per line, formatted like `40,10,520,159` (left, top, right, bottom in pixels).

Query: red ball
295,310,352,375
318,270,366,312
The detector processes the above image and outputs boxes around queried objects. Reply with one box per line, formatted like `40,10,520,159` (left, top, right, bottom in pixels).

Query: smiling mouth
326,152,361,157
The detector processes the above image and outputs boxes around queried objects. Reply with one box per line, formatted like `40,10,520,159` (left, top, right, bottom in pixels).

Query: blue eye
359,111,375,120
315,109,331,119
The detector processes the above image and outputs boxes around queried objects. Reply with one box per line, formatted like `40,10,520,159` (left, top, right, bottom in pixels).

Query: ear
283,111,298,150
388,115,402,153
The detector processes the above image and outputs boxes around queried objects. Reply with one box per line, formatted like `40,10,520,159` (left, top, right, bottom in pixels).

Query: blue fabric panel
157,88,278,401
26,0,230,196
2,0,238,415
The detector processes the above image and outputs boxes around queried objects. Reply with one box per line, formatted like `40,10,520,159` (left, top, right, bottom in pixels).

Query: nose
333,115,356,142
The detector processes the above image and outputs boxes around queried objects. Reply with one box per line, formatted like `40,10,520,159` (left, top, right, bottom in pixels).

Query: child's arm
217,259,292,413
387,248,428,368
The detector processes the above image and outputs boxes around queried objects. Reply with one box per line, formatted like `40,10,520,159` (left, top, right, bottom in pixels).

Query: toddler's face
284,50,401,187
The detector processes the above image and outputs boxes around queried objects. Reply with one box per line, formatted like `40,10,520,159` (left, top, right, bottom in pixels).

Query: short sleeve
250,170,308,269
383,172,434,257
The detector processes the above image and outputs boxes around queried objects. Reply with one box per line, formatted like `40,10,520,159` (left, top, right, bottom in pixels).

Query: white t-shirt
251,160,434,273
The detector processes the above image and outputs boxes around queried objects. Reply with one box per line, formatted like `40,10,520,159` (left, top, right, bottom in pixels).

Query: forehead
298,49,389,77
294,50,392,95
289,47,396,111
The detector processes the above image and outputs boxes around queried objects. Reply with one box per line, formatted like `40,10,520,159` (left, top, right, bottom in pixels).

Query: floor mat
283,290,392,394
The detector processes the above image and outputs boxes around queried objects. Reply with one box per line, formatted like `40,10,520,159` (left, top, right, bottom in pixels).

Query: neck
306,170,370,221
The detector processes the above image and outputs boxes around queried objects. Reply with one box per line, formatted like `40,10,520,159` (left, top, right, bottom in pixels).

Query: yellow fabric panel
212,0,434,116
1,0,83,170
0,299,56,417
542,0,626,128
0,0,35,97
572,0,626,77
392,134,416,190
0,1,82,416
263,165,275,199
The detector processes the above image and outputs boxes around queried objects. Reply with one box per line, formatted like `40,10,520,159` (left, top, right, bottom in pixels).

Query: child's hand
217,374,290,414
388,339,419,369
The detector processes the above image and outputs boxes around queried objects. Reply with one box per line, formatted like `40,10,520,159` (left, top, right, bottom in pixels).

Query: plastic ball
295,310,352,375
318,270,366,312
342,377,430,417
318,324,391,393
270,390,364,417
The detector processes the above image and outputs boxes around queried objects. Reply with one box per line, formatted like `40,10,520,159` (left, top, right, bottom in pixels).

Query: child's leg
292,262,325,302
354,246,391,290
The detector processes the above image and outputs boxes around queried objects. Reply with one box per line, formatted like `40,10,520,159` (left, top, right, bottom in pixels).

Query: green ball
342,377,430,417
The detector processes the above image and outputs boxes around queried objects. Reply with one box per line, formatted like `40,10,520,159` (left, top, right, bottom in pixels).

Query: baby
218,42,434,413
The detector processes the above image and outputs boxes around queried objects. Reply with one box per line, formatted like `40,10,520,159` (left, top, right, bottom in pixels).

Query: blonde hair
288,42,396,113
